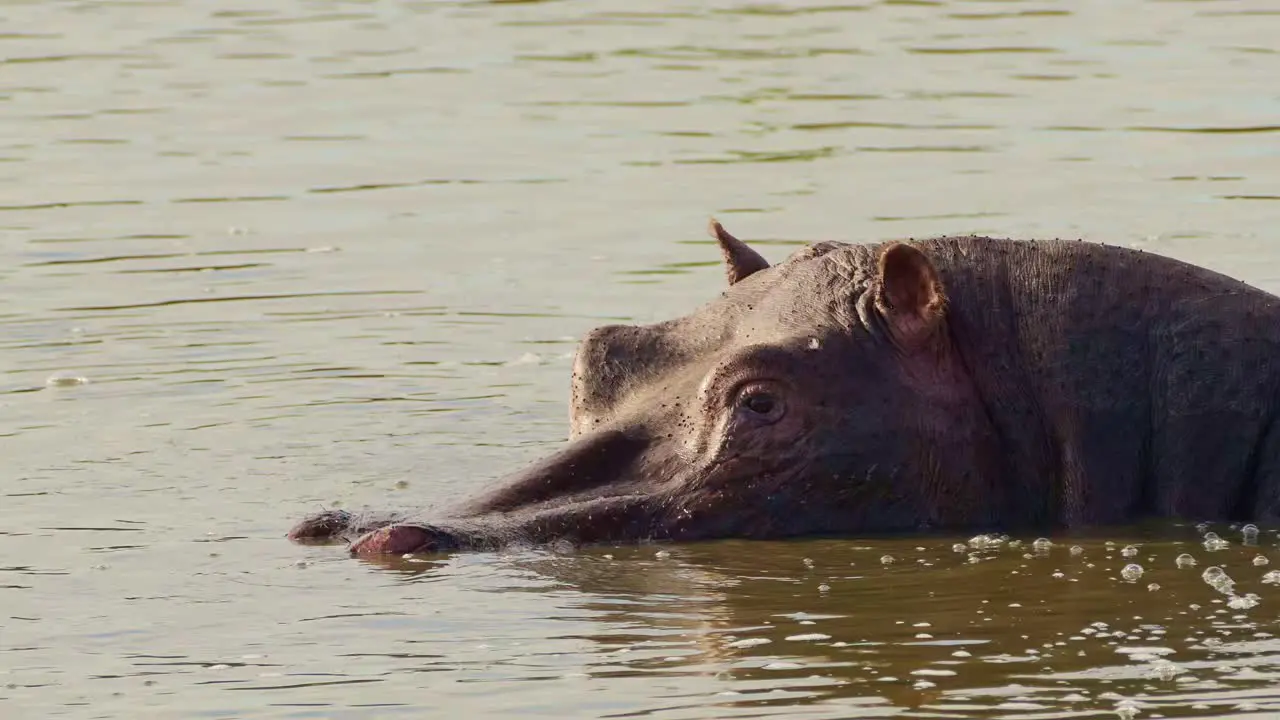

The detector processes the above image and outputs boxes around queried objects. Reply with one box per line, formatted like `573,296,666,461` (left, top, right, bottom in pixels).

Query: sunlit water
3,0,1280,718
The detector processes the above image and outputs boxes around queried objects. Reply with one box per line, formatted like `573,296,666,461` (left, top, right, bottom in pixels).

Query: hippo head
291,222,1004,555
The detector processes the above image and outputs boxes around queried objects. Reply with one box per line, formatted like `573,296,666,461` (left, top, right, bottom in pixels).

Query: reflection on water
344,525,1280,718
2,0,1280,717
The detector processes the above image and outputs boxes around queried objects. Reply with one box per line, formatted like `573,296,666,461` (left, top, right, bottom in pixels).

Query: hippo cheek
349,524,459,556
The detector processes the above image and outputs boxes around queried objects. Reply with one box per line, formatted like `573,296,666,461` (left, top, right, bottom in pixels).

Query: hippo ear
874,242,947,348
708,218,770,285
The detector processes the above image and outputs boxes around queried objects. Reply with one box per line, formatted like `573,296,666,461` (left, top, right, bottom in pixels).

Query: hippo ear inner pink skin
708,218,770,285
874,242,949,350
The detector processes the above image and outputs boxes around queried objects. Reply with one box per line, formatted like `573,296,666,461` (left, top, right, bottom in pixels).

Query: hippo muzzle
288,428,671,555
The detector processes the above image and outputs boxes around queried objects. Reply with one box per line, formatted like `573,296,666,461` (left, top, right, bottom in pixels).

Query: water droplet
1069,545,1085,556
881,555,895,565
818,584,831,593
1262,570,1280,585
1147,583,1160,591
1175,553,1197,568
803,557,815,568
1253,555,1269,567
1121,545,1139,558
1032,538,1053,553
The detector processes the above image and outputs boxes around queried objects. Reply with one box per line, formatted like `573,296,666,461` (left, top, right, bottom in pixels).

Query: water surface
3,0,1280,717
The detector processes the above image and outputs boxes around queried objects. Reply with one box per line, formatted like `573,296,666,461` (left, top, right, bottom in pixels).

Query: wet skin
289,220,1280,556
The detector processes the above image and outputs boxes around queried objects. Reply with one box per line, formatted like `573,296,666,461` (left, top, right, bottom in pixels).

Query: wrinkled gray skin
289,220,1280,555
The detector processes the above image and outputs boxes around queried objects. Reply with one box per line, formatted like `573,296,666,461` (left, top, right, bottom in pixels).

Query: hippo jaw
344,494,665,556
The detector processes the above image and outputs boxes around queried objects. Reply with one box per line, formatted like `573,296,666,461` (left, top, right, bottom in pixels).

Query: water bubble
952,543,966,553
818,584,831,593
1202,566,1235,594
785,633,832,642
1121,545,1139,558
1242,524,1260,545
881,555,895,565
968,534,1006,550
1121,564,1144,582
1115,699,1140,720
1202,532,1230,551
1253,555,1269,567
1195,522,1210,534
1052,571,1066,579
1069,545,1085,556
1262,570,1280,585
655,550,671,559
1149,660,1182,681
1032,538,1053,553
45,372,89,387
1227,593,1260,610
803,557,815,568
1147,583,1161,591
1175,553,1197,568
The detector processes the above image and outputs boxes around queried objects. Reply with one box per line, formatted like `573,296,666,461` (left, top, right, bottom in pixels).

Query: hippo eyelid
695,344,808,414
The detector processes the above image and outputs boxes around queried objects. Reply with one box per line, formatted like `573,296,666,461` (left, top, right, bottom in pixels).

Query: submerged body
290,223,1280,555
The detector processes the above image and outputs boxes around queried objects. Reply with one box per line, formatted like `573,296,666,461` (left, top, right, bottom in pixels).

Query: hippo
289,220,1280,556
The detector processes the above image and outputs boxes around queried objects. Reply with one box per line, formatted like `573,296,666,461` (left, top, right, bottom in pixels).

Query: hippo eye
745,394,775,415
733,383,786,424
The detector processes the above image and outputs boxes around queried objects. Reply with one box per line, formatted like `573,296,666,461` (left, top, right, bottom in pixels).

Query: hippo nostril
348,524,457,556
287,509,354,542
